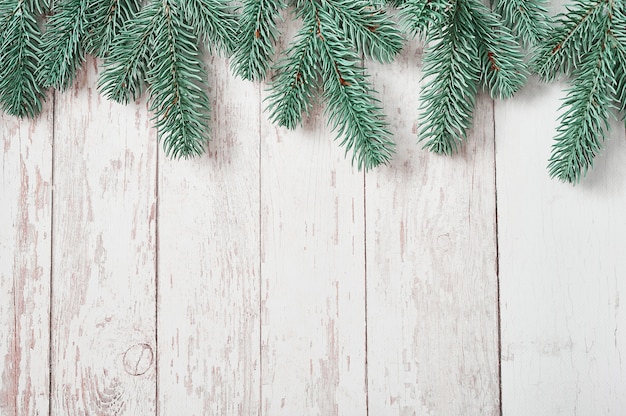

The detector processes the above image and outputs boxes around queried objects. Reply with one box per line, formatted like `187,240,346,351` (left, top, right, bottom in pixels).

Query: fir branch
98,0,160,103
230,0,284,80
493,0,550,47
416,0,481,154
181,0,238,54
146,0,211,159
317,4,395,169
548,16,615,183
39,0,90,90
400,0,450,38
0,0,46,117
612,5,626,119
84,0,142,57
470,0,527,99
533,0,608,80
322,0,404,63
264,0,397,169
265,19,320,129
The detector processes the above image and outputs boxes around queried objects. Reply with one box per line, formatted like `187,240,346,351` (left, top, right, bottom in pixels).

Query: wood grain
0,99,53,416
496,80,626,416
259,75,367,415
49,58,157,415
156,56,261,415
365,39,500,415
4,12,626,416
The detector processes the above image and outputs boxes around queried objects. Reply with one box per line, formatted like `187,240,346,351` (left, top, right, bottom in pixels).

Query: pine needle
99,0,213,159
402,0,528,154
261,0,400,170
0,0,46,117
536,0,625,183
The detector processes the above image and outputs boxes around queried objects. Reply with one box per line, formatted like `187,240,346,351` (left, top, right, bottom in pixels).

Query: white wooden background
2,14,626,416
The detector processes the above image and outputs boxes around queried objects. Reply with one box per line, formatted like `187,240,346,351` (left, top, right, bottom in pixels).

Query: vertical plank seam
13,193,17,416
492,99,502,416
48,90,56,416
363,169,369,416
155,116,161,416
361,50,369,416
47,0,57,408
258,81,263,416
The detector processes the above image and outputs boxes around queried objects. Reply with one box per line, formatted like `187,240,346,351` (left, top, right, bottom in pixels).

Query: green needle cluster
398,0,527,155
493,0,550,48
98,0,237,159
534,0,626,183
39,0,142,91
0,0,48,117
234,0,403,170
3,0,626,185
230,0,285,81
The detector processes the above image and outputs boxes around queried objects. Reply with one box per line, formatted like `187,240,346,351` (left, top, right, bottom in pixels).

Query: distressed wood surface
157,56,261,415
496,80,626,416
3,16,626,416
0,98,53,416
50,58,157,415
259,76,367,416
366,40,500,415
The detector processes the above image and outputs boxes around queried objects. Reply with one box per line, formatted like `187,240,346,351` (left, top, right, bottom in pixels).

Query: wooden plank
156,56,261,415
496,80,626,415
365,40,500,415
259,70,367,415
0,100,53,416
49,58,158,415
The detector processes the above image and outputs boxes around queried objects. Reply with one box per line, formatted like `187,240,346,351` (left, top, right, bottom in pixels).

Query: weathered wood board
49,58,157,415
366,39,500,415
2,10,626,416
496,80,626,416
0,97,53,416
157,56,261,415
259,67,367,416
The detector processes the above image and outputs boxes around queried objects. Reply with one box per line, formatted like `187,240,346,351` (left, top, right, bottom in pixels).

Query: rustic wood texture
0,97,53,416
366,40,500,415
259,75,367,416
496,80,626,416
3,16,626,416
50,58,157,415
157,56,261,415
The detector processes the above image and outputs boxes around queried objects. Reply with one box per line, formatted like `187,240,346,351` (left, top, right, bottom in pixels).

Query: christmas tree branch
317,5,395,169
98,1,160,103
147,0,212,158
322,0,403,63
231,0,285,81
414,0,481,154
401,0,527,155
263,0,398,169
470,0,527,99
265,18,319,129
85,0,142,57
533,0,608,80
548,34,614,182
182,0,238,54
535,0,626,183
493,0,549,47
0,0,46,117
38,0,89,90
612,7,626,120
400,0,448,37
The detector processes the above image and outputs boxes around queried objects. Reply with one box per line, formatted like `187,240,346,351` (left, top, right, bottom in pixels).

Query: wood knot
123,343,153,376
436,233,452,251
